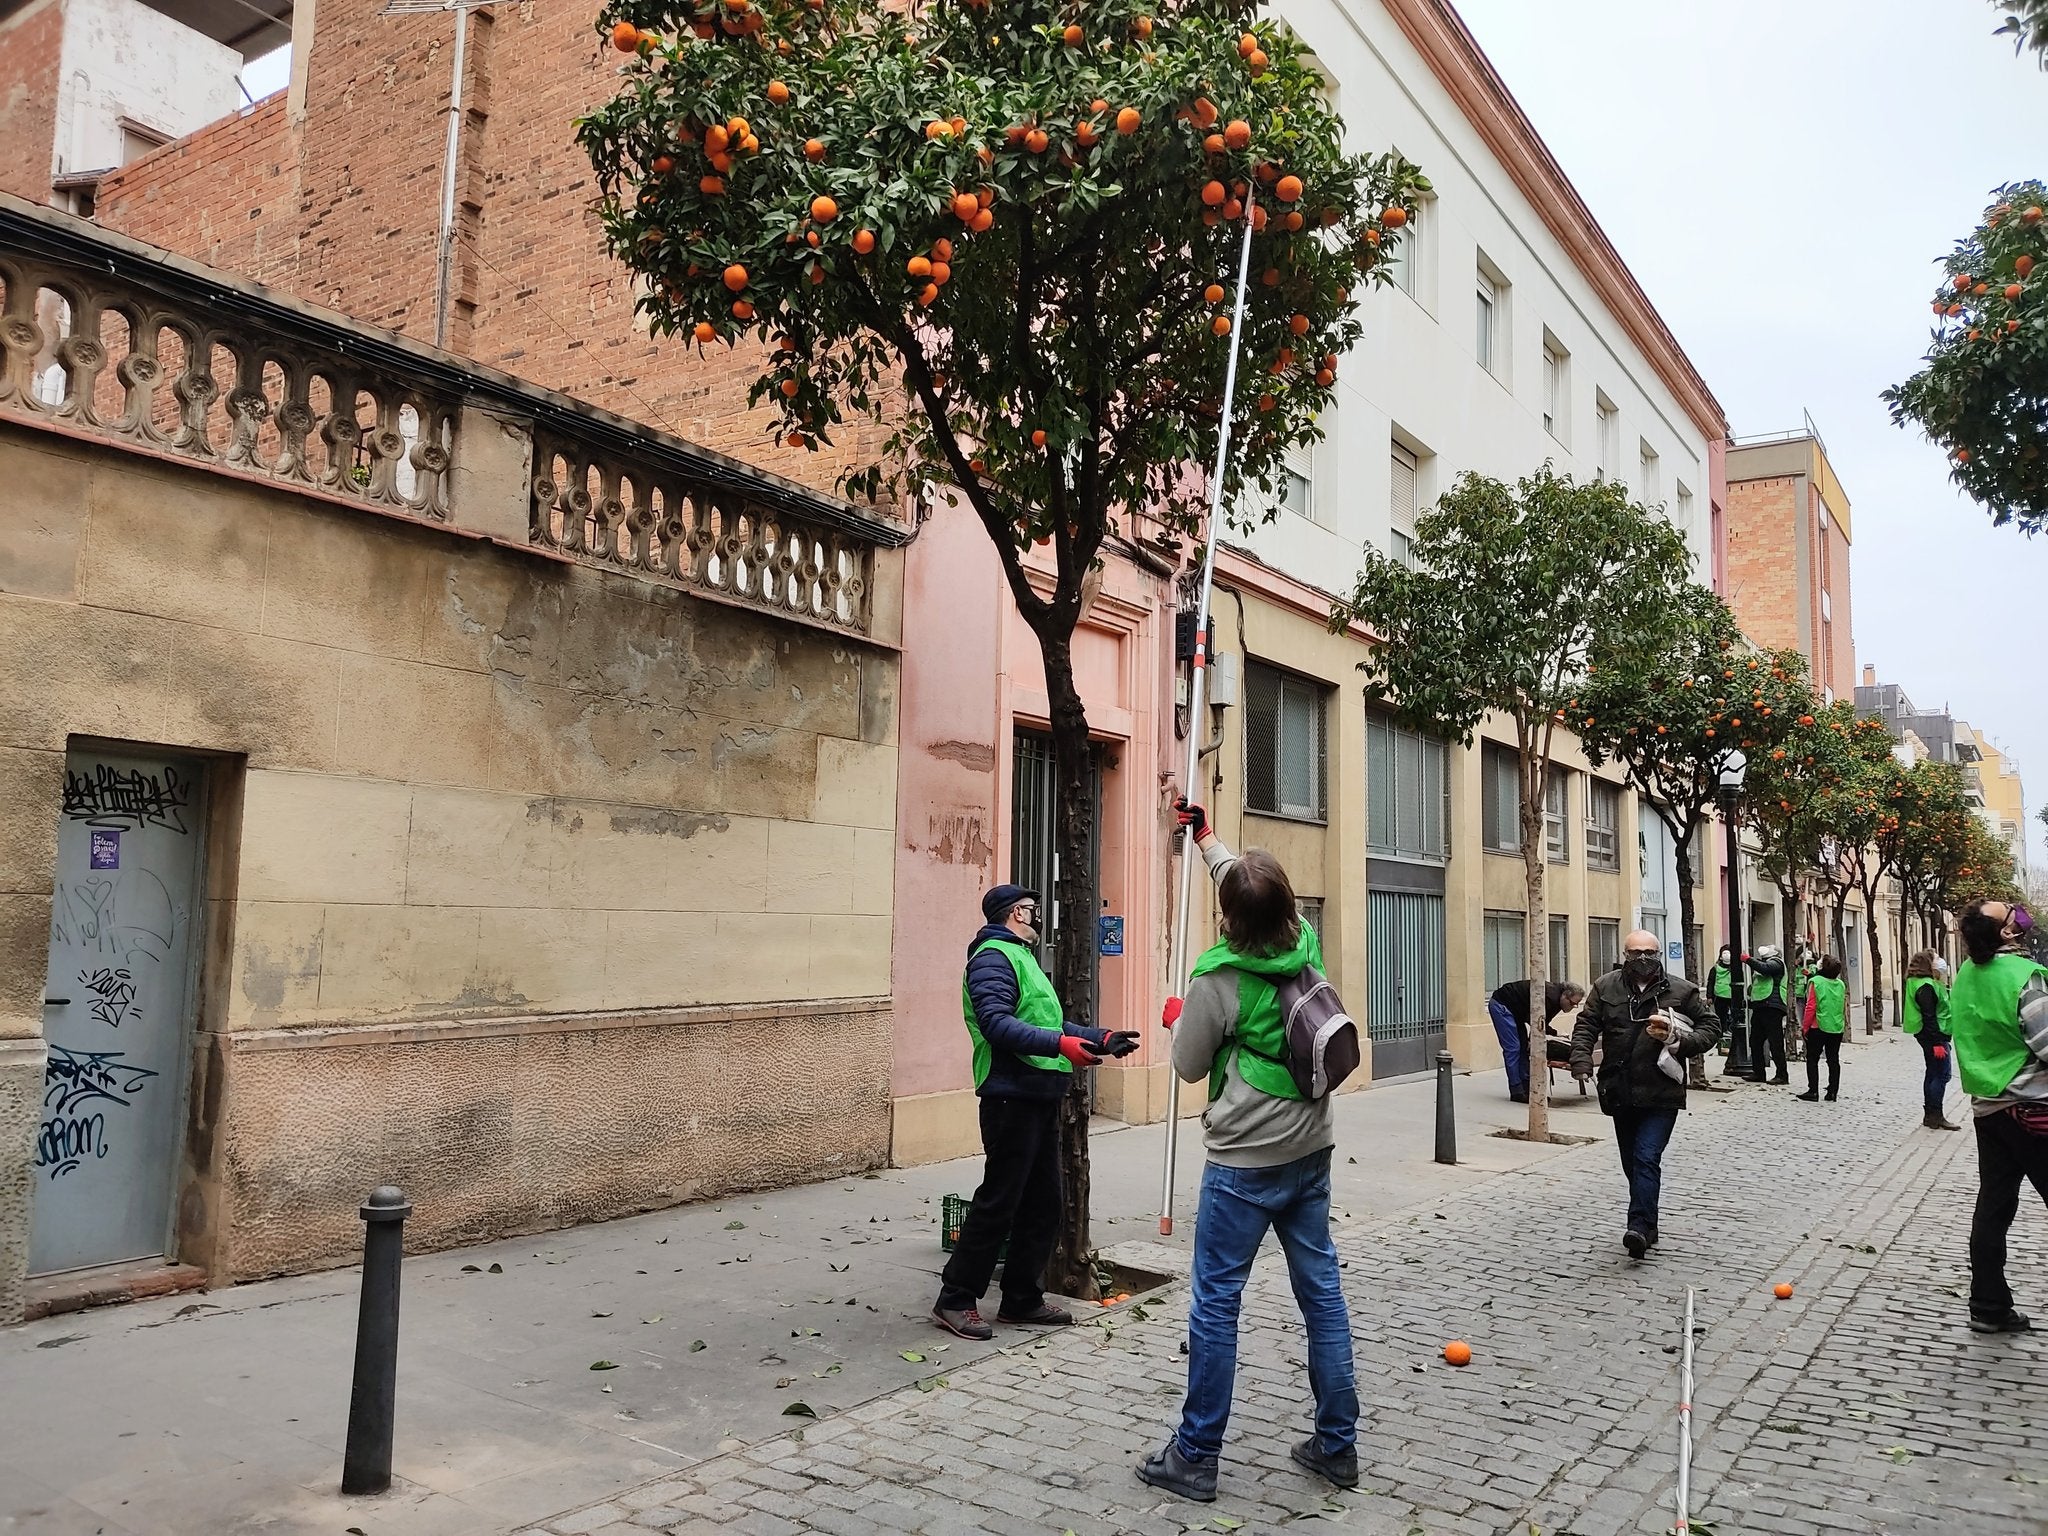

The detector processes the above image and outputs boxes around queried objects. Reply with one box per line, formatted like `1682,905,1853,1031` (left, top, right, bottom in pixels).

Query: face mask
1625,953,1664,985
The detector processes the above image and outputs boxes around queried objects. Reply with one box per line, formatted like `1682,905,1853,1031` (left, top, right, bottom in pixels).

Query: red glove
1933,1045,1947,1060
1174,797,1209,840
1161,996,1183,1030
1058,1035,1103,1068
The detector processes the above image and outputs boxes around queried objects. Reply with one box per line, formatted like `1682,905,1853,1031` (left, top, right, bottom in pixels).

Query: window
1298,897,1324,941
1475,259,1507,378
1384,184,1433,308
1586,779,1621,870
1675,481,1694,536
1549,916,1571,985
1638,440,1661,506
1588,919,1622,979
1368,714,1449,864
1542,335,1569,442
1544,769,1571,865
1389,440,1420,565
1481,741,1521,854
1483,911,1526,994
1280,441,1314,522
1246,661,1327,820
1595,394,1620,481
118,121,169,166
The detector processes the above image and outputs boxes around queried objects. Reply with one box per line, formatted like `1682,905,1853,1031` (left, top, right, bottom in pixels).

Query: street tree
1745,700,1870,963
1893,761,1980,953
1995,0,2048,65
580,0,1425,1292
1331,467,1694,1142
1882,179,2048,532
1576,591,1809,994
1798,717,1906,1012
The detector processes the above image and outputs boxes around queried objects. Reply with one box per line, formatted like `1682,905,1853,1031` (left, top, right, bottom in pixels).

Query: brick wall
0,0,63,203
94,0,891,498
1723,474,1800,658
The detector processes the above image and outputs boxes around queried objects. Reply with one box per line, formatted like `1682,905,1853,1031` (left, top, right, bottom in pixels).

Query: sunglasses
1624,947,1660,958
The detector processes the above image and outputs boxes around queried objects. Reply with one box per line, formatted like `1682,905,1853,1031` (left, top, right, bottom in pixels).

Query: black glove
1174,796,1208,839
1098,1030,1141,1059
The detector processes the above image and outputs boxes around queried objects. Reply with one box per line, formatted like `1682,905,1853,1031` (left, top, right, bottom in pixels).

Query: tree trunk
1864,915,1887,1031
1520,752,1550,1143
1039,631,1101,1301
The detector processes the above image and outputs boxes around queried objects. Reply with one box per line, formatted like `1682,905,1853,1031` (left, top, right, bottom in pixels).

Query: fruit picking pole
1159,208,1259,1238
1675,1287,1696,1533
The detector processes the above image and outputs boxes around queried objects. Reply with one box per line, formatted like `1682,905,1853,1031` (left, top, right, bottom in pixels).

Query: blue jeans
1920,1035,1953,1115
1612,1108,1679,1236
1488,999,1528,1098
1176,1149,1357,1463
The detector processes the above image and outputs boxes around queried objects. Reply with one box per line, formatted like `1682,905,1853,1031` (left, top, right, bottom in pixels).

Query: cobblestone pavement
527,1038,2046,1536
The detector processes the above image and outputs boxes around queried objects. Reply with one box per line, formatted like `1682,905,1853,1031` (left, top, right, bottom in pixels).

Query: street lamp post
1719,750,1752,1078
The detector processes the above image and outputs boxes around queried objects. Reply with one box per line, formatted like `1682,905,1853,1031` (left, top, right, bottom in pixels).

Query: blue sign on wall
1098,915,1124,957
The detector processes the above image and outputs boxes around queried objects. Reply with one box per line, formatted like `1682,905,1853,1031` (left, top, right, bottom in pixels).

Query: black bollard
1433,1051,1456,1166
341,1185,411,1496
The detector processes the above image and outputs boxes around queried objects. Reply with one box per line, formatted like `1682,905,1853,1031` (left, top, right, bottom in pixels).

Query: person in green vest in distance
1744,945,1791,1084
1947,898,2048,1334
1903,950,1962,1131
1707,945,1737,1063
932,884,1138,1341
1795,954,1849,1102
1137,801,1358,1503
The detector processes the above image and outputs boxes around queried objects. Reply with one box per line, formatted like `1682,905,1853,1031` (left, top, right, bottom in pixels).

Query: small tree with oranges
1884,180,2048,531
580,0,1425,1292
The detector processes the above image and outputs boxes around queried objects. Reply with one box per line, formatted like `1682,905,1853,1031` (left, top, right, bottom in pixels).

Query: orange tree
1744,700,1867,963
1883,180,2048,531
579,0,1425,1291
1893,760,1981,954
1575,593,1811,993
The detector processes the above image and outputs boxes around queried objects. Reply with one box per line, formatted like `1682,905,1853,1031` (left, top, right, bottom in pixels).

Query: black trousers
938,1095,1062,1313
1804,1030,1842,1097
1970,1108,2048,1317
1750,1010,1788,1079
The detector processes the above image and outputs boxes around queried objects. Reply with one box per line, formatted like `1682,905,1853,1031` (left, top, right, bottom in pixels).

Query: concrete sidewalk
0,1057,1626,1536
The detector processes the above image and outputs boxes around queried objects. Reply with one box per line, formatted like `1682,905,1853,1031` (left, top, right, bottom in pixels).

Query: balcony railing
0,195,905,638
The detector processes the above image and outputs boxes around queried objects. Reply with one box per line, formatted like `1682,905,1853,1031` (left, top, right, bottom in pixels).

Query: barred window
1246,661,1328,821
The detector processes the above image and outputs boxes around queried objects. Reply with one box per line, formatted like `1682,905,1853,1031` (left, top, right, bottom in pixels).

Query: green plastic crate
940,1194,1005,1261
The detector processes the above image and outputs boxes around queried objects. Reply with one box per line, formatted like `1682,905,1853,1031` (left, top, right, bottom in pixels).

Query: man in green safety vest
1744,945,1791,1084
932,883,1138,1341
1949,898,2048,1335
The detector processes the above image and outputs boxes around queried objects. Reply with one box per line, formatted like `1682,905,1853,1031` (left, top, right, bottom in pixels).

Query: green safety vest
1902,976,1948,1038
1807,975,1847,1035
1947,953,2048,1100
961,937,1069,1087
1749,970,1786,1007
1708,964,1733,1001
1191,919,1325,1104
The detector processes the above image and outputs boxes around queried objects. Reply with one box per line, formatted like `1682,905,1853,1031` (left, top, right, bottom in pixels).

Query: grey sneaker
996,1302,1074,1326
1969,1309,2033,1335
1290,1438,1359,1489
931,1303,992,1341
1136,1439,1217,1502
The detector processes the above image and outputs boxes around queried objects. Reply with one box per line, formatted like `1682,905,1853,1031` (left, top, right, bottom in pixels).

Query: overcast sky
1452,0,2048,866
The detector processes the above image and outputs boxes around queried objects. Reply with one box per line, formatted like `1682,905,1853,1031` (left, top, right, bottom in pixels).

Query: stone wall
0,421,900,1304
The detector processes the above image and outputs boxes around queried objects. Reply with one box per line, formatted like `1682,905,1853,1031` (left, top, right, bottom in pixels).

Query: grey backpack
1271,966,1362,1099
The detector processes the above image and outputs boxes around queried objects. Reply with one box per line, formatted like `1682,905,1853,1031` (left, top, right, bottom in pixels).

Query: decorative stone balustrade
0,196,903,639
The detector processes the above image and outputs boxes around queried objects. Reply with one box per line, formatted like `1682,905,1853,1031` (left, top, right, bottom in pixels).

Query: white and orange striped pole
1159,206,1259,1237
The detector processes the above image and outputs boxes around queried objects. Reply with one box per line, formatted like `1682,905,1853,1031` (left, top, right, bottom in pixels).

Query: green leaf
900,1351,925,1362
725,1221,747,1230
1213,1519,1244,1531
689,1339,707,1352
589,1360,619,1371
782,1401,819,1418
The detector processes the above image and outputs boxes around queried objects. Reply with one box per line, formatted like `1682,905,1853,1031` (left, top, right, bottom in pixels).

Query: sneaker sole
996,1314,1074,1327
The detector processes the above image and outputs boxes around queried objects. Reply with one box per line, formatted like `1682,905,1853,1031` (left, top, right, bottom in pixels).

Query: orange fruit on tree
1204,283,1225,304
611,19,640,50
1133,13,1152,37
1224,119,1251,150
706,123,730,153
907,255,932,278
1382,205,1408,228
1077,121,1099,147
1289,313,1310,336
1953,273,1972,291
1315,367,1334,387
1117,106,1141,134
707,150,734,173
930,261,952,284
1062,22,1083,44
767,79,790,104
968,458,986,475
933,237,954,260
1089,97,1107,113
1238,30,1258,57
2018,254,2036,278
971,207,994,232
786,431,805,447
1222,198,1243,220
693,320,716,343
650,154,674,175
2024,206,2044,225
2006,283,2024,301
1283,210,1304,231
728,116,751,139
1204,132,1226,155
1192,97,1218,128
724,263,749,291
1276,174,1303,202
1443,1341,1472,1367
1031,429,1047,447
1257,393,1275,412
1201,179,1227,207
811,195,838,223
1211,315,1231,335
1247,48,1268,75
918,282,939,306
953,191,979,220
804,138,826,162
780,378,800,397
852,228,876,253
806,230,821,248
1250,204,1268,231
925,119,951,140
732,299,754,319
1026,127,1050,154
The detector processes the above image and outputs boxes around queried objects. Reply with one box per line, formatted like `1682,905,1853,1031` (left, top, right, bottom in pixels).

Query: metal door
1010,730,1100,1099
30,748,204,1275
1367,890,1446,1078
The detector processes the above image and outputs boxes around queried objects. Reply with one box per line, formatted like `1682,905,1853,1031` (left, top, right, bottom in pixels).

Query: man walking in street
1487,977,1586,1103
1948,898,2048,1334
1745,945,1791,1084
932,884,1137,1340
1571,929,1721,1259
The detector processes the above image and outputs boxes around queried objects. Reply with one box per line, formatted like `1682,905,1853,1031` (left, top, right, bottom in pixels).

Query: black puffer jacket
1569,969,1721,1115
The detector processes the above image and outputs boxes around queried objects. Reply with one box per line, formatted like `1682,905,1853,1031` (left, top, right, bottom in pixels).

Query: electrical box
1208,650,1241,710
